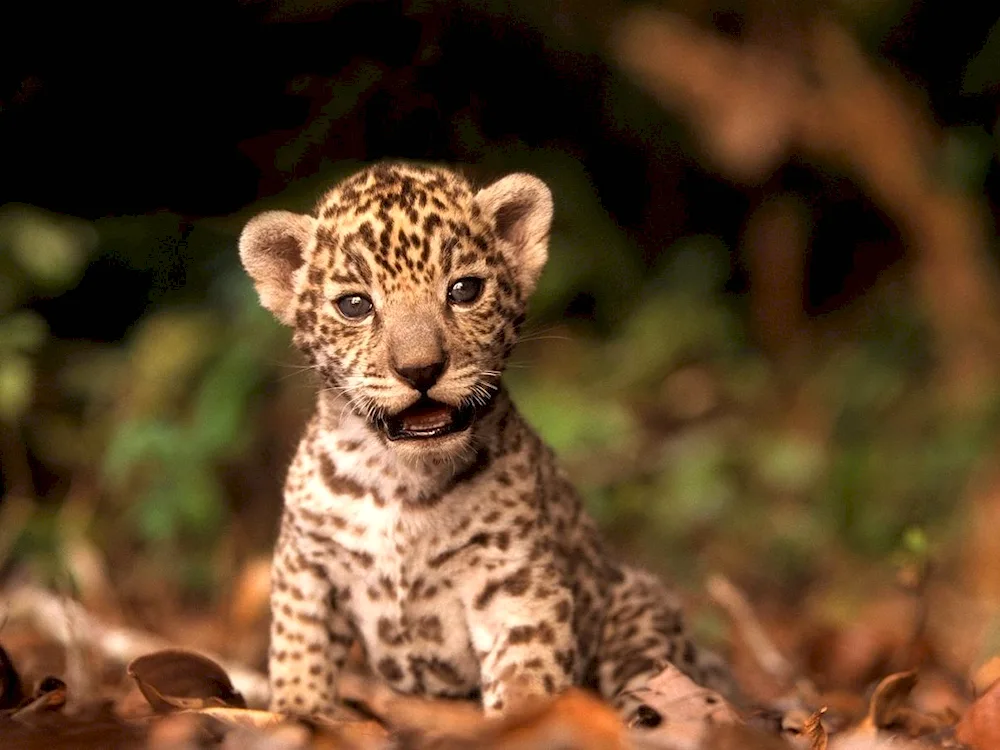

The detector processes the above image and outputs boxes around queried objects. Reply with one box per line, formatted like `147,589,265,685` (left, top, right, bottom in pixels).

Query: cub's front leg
466,558,578,715
268,524,353,715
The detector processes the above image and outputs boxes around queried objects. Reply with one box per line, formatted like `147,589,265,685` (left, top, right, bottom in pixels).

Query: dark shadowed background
3,0,1000,686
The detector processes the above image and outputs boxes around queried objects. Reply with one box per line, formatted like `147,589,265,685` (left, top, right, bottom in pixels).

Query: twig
2,584,270,708
706,574,797,689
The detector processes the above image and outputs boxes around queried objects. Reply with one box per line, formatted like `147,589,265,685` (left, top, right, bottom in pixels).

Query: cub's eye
448,277,484,305
336,294,374,320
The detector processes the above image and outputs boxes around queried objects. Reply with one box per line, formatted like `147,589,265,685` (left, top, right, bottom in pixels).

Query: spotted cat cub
239,162,730,719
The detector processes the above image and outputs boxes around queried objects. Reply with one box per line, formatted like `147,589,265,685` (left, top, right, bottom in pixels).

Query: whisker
517,333,573,343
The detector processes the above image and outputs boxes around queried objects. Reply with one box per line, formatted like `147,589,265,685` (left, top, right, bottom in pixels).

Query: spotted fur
239,162,730,719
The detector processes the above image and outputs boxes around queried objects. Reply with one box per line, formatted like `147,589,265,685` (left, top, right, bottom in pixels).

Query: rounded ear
239,210,315,325
474,174,553,296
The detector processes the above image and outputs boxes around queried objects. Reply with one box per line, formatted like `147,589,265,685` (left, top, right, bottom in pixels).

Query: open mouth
383,397,476,441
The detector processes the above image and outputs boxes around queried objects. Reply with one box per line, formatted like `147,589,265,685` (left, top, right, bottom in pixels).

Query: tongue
400,402,454,432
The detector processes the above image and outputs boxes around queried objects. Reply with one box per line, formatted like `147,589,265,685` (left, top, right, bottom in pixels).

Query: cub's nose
393,359,446,393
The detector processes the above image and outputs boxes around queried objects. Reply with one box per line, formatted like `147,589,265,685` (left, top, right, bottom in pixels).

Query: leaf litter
2,561,994,750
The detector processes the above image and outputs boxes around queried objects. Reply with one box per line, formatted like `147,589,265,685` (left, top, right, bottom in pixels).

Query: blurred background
3,0,1000,698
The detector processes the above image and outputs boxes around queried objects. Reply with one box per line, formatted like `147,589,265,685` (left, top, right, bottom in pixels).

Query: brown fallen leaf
309,717,390,749
218,724,312,750
621,663,740,748
339,668,485,737
858,670,918,733
452,689,628,750
343,673,625,750
778,707,828,750
803,708,828,750
834,669,950,747
186,704,388,740
5,585,270,708
128,648,247,713
145,708,284,748
10,675,68,719
189,706,291,730
956,674,1000,750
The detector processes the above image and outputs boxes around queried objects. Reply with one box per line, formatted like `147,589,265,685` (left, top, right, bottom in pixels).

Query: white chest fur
287,434,486,696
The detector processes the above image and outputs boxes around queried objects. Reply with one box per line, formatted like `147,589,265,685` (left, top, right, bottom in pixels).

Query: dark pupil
337,295,371,318
450,278,482,304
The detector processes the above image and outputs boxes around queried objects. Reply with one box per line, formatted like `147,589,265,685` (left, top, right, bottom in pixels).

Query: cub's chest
330,524,484,697
302,499,468,619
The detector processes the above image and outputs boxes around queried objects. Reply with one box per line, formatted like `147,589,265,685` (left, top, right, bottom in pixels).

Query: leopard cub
239,162,730,718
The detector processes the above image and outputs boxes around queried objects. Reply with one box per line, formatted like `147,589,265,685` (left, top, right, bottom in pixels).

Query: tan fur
240,162,731,719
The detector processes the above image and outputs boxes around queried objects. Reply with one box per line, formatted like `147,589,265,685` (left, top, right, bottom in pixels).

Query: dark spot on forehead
423,213,442,234
358,221,376,247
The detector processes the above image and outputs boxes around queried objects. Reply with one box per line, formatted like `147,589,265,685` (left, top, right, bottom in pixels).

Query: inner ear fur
474,174,553,296
239,210,315,325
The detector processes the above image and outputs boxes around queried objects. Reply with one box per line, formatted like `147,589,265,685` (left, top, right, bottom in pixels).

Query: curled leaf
127,648,246,713
862,670,918,732
188,706,289,730
803,707,828,750
622,663,740,748
10,676,67,719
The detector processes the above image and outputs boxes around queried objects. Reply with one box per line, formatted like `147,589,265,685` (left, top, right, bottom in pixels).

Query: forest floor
2,552,998,750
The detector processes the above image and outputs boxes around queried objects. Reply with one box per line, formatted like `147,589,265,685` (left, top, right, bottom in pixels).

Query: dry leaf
622,663,740,749
190,706,291,730
779,707,829,750
9,676,68,721
339,669,485,736
858,670,918,732
343,678,624,750
474,689,628,750
128,648,247,713
310,717,390,748
956,675,1000,750
186,705,390,745
835,670,947,747
803,708,828,750
218,724,312,750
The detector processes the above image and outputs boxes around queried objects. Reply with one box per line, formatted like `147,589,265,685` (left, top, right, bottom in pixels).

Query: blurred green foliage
0,206,94,423
2,150,999,601
962,19,1000,95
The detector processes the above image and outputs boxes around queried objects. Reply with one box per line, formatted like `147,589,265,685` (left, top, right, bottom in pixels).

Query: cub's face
240,163,553,459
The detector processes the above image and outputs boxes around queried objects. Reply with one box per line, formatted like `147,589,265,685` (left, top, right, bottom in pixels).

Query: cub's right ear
239,210,315,325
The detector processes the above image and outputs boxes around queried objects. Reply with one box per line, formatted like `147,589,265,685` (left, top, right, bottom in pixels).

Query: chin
388,429,476,464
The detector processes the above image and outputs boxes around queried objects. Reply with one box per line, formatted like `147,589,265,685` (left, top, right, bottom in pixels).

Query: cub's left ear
474,174,553,297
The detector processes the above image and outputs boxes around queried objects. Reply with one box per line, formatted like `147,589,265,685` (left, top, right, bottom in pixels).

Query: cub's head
240,163,552,459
